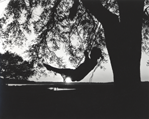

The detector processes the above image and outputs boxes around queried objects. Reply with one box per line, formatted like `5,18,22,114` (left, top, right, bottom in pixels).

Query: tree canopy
0,51,35,83
0,0,149,80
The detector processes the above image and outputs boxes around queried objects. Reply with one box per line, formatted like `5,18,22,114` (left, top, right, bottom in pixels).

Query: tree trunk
109,0,144,85
82,0,144,85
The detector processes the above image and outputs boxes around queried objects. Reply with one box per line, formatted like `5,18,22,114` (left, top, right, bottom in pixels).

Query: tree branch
81,0,119,26
143,6,149,21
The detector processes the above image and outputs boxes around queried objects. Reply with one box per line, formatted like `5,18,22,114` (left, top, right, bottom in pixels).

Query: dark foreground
0,82,149,119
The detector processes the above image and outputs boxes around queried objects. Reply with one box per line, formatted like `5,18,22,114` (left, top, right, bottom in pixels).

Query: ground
0,82,149,119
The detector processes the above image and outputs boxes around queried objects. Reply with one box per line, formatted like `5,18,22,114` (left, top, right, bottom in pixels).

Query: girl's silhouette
43,47,103,82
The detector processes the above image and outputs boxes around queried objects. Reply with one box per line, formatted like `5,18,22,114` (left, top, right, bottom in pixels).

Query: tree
0,0,148,83
0,51,35,84
0,0,107,81
80,0,149,85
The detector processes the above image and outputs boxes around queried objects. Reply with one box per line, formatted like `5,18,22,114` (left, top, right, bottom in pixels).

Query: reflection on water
7,83,76,91
48,87,76,91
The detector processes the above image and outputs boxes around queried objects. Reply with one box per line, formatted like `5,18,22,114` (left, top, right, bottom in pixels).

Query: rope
89,58,102,82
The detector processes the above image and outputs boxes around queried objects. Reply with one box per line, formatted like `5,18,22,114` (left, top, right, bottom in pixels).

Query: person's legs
43,63,73,76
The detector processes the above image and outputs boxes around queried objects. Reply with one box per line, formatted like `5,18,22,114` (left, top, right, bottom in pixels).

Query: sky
0,0,149,83
0,0,9,16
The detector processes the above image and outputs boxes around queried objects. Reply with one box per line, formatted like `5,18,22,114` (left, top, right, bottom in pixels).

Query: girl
43,47,103,82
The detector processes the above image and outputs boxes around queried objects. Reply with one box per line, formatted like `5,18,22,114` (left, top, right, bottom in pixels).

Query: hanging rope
89,57,102,82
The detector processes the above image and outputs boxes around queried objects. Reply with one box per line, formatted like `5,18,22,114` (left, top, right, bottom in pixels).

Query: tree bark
82,0,144,85
114,0,144,85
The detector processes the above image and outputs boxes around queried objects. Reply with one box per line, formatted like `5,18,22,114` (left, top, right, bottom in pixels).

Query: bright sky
0,0,9,17
0,0,148,83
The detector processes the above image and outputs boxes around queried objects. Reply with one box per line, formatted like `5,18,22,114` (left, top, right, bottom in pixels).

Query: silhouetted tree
80,0,149,85
0,0,107,80
0,51,35,84
0,0,149,83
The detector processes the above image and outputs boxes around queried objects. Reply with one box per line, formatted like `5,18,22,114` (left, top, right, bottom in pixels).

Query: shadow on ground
0,82,149,119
